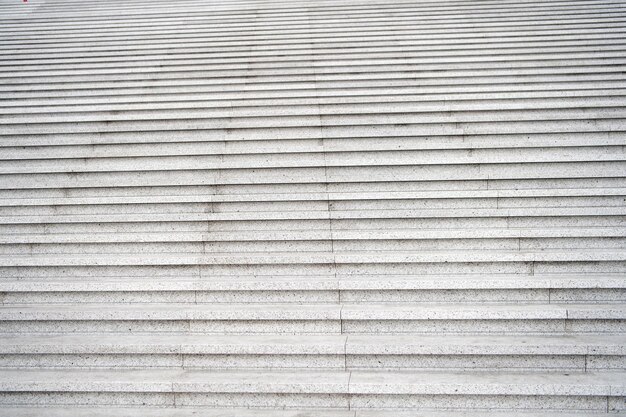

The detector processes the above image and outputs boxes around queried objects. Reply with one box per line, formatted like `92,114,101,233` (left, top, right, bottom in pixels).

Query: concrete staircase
0,0,625,414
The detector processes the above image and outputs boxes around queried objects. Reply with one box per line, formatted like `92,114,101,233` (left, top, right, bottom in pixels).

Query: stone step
2,333,622,356
2,148,623,175
1,109,625,136
2,187,624,206
3,38,624,60
0,148,622,173
4,62,626,86
2,274,623,290
0,368,623,411
4,47,625,67
0,194,623,213
4,51,624,73
0,334,623,371
0,177,626,194
2,130,623,149
1,207,623,224
0,239,624,256
3,96,626,124
1,226,622,243
0,176,619,192
1,275,623,304
4,79,624,101
3,71,625,94
0,148,624,167
3,162,617,187
0,277,622,304
3,302,621,320
4,32,625,57
0,289,621,304
0,80,622,106
0,249,624,267
4,50,625,75
3,89,626,114
3,217,621,236
1,121,623,148
0,302,622,334
3,57,626,80
5,260,616,278
6,193,615,207
0,194,626,211
1,408,625,417
5,408,625,417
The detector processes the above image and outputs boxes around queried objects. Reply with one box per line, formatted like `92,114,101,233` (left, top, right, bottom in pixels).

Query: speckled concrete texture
0,0,624,413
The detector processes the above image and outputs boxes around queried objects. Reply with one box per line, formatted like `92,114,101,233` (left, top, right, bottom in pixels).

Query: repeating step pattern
0,0,625,415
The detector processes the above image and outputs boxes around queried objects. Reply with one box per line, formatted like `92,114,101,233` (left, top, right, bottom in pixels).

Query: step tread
1,274,624,290
0,408,623,417
0,302,623,320
0,227,624,244
0,368,624,395
0,249,624,266
0,333,623,355
2,207,624,225
2,189,626,207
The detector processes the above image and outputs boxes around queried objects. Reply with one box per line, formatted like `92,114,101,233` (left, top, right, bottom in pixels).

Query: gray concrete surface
0,0,624,414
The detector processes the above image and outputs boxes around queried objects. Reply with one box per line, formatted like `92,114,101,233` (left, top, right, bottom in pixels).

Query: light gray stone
0,0,624,413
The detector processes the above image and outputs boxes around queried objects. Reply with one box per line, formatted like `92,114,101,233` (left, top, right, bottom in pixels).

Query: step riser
3,52,623,72
1,197,624,215
1,239,625,254
0,353,623,372
1,147,624,166
4,65,626,86
1,189,625,206
3,91,626,113
4,48,626,69
4,38,625,58
2,289,624,304
0,392,622,411
1,217,623,234
4,84,626,106
2,163,624,188
3,231,626,243
4,78,624,100
0,94,626,115
1,105,625,126
3,262,626,277
0,178,623,197
0,319,622,334
1,115,626,134
4,27,626,45
6,92,626,111
10,143,623,161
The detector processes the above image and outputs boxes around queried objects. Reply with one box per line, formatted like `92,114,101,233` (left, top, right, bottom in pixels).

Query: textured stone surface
0,0,624,412
2,409,626,417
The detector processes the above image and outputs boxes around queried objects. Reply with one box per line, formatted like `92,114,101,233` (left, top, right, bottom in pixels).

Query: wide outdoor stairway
0,0,626,415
